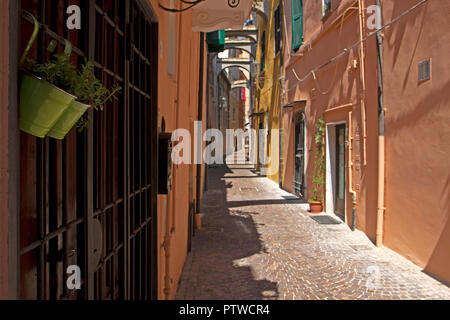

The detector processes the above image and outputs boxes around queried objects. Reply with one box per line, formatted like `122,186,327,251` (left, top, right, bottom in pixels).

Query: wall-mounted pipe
375,0,386,247
357,0,367,166
348,111,358,231
279,0,285,188
162,197,171,299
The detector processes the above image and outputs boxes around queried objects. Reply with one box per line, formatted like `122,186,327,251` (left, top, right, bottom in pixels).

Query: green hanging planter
18,11,76,138
19,72,75,138
47,100,90,140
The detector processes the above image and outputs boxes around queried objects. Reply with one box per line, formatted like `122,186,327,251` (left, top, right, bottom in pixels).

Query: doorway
258,121,265,173
334,124,346,219
325,123,346,221
293,111,306,198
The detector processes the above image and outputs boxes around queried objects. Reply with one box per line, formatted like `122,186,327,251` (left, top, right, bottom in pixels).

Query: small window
322,0,332,17
274,5,281,55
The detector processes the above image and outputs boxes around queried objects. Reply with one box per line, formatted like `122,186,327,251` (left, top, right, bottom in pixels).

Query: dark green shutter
291,0,303,51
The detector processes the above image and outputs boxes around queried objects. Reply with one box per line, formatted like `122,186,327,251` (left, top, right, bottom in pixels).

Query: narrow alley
1,0,450,304
176,162,450,300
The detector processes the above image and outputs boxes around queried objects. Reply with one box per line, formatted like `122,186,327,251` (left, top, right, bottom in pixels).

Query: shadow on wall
387,79,450,138
423,172,450,286
387,0,429,82
383,1,450,284
176,165,279,300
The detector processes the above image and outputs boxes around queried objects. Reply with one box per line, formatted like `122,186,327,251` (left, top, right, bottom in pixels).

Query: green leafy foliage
72,60,121,132
26,49,121,133
26,53,76,92
309,118,326,202
71,60,121,111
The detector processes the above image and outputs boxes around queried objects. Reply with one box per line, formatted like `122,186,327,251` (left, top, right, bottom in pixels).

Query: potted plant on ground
19,12,78,138
308,118,326,214
47,60,121,139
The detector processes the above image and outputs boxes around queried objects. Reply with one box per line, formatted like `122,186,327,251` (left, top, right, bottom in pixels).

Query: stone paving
175,164,450,300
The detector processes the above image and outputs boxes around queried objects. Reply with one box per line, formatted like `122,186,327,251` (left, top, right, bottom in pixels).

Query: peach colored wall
284,0,379,238
382,0,450,285
149,0,206,299
283,0,450,285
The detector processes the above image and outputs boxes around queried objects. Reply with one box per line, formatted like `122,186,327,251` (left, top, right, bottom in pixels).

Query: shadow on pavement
176,165,279,300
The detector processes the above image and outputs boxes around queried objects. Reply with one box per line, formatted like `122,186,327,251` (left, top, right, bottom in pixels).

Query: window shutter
291,0,303,51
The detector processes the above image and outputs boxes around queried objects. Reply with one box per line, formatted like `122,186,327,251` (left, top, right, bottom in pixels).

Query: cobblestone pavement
175,164,450,300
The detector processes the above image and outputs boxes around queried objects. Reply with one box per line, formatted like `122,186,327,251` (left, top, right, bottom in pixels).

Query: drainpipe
375,0,385,247
348,112,358,231
357,0,367,166
279,0,285,188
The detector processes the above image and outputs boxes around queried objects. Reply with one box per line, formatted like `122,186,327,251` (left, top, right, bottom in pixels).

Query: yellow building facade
254,0,283,184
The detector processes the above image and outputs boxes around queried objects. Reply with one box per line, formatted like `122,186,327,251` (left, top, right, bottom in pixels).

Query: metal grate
310,215,342,225
349,245,374,251
89,0,158,300
19,0,89,300
239,187,258,192
202,226,225,233
418,59,431,82
18,0,158,300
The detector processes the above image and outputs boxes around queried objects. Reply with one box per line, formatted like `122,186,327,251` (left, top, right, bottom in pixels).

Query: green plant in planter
19,10,118,139
19,36,78,138
26,52,76,92
72,60,122,132
72,60,122,111
309,118,326,202
46,59,122,138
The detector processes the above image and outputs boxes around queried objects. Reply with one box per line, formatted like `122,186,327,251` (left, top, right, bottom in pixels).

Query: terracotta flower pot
308,201,322,214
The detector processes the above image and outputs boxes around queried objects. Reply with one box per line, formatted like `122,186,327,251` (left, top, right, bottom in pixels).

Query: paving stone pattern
175,164,450,300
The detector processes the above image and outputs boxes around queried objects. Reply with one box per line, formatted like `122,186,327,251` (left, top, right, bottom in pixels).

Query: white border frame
325,121,346,222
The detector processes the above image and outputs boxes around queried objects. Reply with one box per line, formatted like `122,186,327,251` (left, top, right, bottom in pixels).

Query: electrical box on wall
158,132,173,195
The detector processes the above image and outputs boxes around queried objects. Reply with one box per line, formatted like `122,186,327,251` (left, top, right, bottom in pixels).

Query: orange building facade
282,0,450,285
139,0,208,300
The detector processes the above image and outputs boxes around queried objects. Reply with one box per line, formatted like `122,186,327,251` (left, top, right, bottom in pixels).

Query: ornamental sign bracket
192,0,254,32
